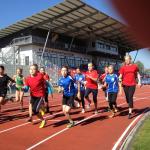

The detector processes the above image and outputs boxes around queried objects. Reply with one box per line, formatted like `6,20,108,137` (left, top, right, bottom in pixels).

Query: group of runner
0,54,141,128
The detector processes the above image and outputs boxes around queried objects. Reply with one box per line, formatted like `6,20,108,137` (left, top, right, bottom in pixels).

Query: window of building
25,56,29,65
92,42,95,48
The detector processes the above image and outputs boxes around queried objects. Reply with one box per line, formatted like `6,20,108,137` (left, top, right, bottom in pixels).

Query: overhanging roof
0,0,140,50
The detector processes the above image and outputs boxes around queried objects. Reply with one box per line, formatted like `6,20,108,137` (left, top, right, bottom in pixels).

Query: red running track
0,86,150,150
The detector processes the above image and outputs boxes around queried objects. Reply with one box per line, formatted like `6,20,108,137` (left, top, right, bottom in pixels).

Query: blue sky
0,0,149,68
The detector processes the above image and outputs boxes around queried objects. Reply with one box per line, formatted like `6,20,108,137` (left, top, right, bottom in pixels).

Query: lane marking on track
0,93,149,135
112,108,150,150
0,99,105,134
26,95,150,150
26,114,97,150
0,119,61,134
2,91,149,112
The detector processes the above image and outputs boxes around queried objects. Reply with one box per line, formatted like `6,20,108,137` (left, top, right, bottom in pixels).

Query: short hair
62,65,69,71
104,65,108,68
88,62,93,66
124,54,132,60
17,68,23,72
76,67,80,70
108,65,114,69
31,64,38,70
0,65,5,71
40,67,45,71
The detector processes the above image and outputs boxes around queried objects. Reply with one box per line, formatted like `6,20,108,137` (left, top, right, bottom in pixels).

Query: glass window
92,42,95,48
25,56,29,65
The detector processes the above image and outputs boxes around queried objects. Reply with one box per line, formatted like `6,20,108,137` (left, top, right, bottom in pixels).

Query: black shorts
85,88,98,103
45,88,49,103
62,95,74,107
0,90,7,98
30,96,44,115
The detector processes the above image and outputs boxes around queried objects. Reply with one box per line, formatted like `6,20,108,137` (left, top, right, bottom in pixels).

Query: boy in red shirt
25,64,46,128
85,63,99,114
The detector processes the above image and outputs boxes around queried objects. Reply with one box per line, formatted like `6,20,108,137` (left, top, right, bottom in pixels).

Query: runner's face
61,68,67,77
30,66,37,76
40,68,45,74
17,69,22,75
88,64,93,71
125,57,131,65
104,67,108,73
76,69,81,74
0,68,4,75
108,66,114,74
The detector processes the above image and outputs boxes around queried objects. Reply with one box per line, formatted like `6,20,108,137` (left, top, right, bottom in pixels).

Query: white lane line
0,119,61,134
0,99,105,134
112,108,150,150
26,114,97,150
0,111,62,134
26,96,150,150
2,105,28,111
0,94,149,135
2,91,149,111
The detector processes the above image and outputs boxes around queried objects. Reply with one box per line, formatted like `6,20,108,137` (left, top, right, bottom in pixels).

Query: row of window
96,42,118,52
36,53,89,68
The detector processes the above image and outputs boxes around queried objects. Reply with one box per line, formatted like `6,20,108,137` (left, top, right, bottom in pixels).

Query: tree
135,61,145,73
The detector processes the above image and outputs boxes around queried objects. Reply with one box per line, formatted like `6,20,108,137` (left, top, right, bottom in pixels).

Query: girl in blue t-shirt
103,65,122,118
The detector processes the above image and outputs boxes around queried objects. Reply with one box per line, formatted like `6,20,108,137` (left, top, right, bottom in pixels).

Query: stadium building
0,0,139,84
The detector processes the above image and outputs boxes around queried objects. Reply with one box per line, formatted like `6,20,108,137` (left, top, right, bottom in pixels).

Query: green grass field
131,117,150,150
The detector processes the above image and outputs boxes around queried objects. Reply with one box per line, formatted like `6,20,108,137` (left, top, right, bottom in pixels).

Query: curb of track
120,108,150,150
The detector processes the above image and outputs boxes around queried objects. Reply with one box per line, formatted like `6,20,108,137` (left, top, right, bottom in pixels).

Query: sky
0,0,149,69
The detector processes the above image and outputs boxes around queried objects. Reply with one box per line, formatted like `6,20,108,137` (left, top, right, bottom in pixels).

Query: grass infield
131,117,150,150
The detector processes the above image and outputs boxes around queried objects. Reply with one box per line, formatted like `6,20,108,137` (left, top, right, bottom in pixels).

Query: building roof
0,0,140,50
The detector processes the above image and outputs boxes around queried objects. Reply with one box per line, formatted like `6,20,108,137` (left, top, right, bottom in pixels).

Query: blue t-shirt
105,74,119,93
74,73,85,92
58,75,75,97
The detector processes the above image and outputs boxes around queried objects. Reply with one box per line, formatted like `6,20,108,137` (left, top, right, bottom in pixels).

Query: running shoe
86,103,90,109
27,117,32,122
94,110,99,114
39,107,46,116
109,113,115,118
67,121,75,128
81,109,85,113
20,108,25,112
128,113,132,119
76,102,80,108
114,108,119,113
39,120,46,128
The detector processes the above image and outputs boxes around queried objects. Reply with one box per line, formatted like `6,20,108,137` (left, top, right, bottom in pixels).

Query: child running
58,66,76,128
40,67,53,114
85,63,99,114
24,64,46,128
74,67,86,113
0,66,15,112
103,65,122,118
99,66,108,101
13,68,25,112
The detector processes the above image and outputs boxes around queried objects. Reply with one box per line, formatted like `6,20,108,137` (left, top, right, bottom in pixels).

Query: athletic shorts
45,88,48,103
85,88,98,103
62,95,74,107
16,86,24,91
30,96,44,115
0,90,7,98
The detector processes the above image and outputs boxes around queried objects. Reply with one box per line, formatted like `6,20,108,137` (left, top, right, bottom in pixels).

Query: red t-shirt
99,73,107,83
43,73,50,81
119,64,139,86
25,73,45,97
86,70,99,89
